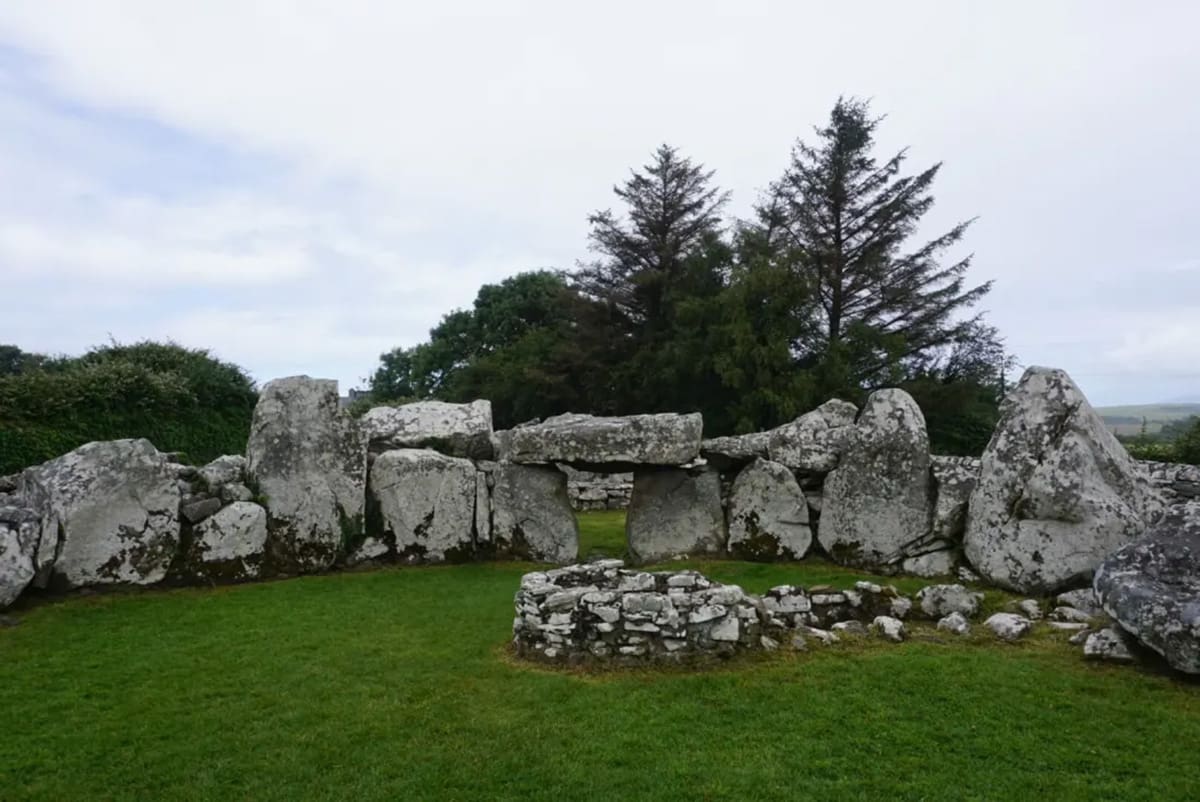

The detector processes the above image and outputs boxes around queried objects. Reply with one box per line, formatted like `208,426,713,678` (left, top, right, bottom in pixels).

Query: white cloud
0,1,1198,403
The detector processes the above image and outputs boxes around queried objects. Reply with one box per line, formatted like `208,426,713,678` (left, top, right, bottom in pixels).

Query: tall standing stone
963,367,1161,593
491,463,578,563
369,449,477,562
627,466,726,562
818,389,932,568
726,459,811,560
246,377,366,572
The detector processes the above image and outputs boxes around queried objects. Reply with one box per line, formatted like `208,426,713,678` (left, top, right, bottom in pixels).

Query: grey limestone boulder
187,501,268,581
369,449,477,562
818,389,932,569
627,467,726,563
916,584,984,619
17,439,181,589
0,507,41,607
198,454,246,489
930,455,980,542
246,377,366,573
963,367,1161,594
700,432,770,471
984,612,1032,641
1093,502,1200,673
937,611,971,636
767,399,859,473
506,412,702,470
491,463,578,564
1083,627,1136,663
361,400,494,459
725,459,811,560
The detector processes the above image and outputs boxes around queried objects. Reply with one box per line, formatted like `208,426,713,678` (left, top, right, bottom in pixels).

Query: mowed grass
2,513,1200,800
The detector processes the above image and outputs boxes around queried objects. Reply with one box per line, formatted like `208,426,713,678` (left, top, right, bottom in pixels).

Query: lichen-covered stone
1093,502,1200,673
198,454,246,489
360,400,494,459
937,611,971,636
984,612,1032,641
916,584,984,619
627,467,725,562
930,455,979,541
963,367,1161,593
766,399,859,473
900,548,957,578
700,432,770,471
726,459,811,561
17,439,180,589
818,389,932,569
369,449,476,562
0,507,40,607
188,501,268,580
246,377,366,573
491,463,577,563
506,412,702,469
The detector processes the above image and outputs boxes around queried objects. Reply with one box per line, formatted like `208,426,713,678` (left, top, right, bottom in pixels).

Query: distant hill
1095,403,1200,436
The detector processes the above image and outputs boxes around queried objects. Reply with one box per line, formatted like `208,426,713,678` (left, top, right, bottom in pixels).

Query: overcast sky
1,1,1197,406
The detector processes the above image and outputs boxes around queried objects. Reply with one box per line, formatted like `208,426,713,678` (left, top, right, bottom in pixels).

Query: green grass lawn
3,512,1200,801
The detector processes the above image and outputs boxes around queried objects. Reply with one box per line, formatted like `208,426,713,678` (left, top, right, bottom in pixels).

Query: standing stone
506,412,702,469
245,377,366,572
818,389,932,569
369,449,477,562
188,501,269,581
491,464,578,564
18,439,180,589
963,367,1161,593
475,469,492,546
726,459,811,560
627,467,726,563
360,400,494,459
767,399,859,473
1093,502,1200,674
0,508,40,607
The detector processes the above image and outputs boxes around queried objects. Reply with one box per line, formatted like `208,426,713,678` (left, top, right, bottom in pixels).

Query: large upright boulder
506,413,702,470
767,400,859,473
17,439,180,589
627,467,726,562
246,377,366,572
491,463,577,563
369,449,477,562
1094,502,1200,674
818,390,932,568
726,459,811,560
963,367,1160,593
360,400,493,459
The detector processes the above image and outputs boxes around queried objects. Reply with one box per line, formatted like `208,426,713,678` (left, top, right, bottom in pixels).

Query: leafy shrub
0,340,256,474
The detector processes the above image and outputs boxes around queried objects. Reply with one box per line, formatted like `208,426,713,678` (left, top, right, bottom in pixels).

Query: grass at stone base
2,516,1200,800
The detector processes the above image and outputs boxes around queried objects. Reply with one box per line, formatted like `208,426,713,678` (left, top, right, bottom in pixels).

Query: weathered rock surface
916,584,984,619
198,455,246,489
0,507,40,606
361,400,494,459
700,432,770,471
491,463,578,563
506,412,702,469
188,502,268,580
725,459,811,560
766,399,859,473
1093,502,1200,673
871,615,906,642
1083,627,1136,663
984,612,1032,641
1056,588,1103,618
369,449,477,562
937,611,971,636
818,389,932,568
900,548,957,578
627,467,726,562
245,377,366,572
963,367,1160,593
930,456,980,541
17,439,180,589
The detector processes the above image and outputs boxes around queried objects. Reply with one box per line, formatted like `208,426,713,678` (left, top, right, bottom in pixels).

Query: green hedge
0,341,256,474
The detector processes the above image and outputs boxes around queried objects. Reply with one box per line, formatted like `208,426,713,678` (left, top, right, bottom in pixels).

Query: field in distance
1095,403,1200,436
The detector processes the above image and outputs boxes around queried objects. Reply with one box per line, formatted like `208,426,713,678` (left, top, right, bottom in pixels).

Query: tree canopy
368,98,1010,454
